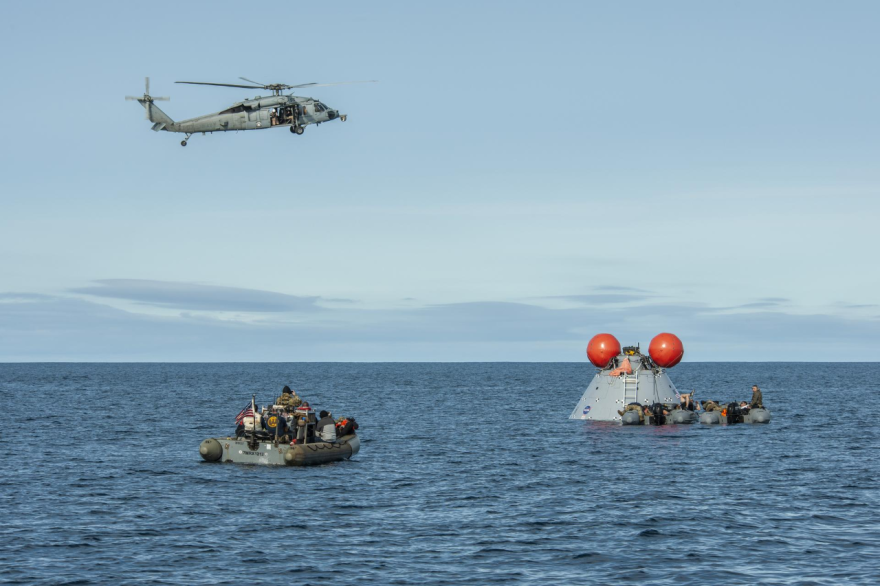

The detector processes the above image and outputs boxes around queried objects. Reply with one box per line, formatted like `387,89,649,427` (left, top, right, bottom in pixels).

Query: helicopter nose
328,110,338,120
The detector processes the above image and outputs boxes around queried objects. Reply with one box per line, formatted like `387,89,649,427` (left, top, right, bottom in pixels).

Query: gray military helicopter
126,77,375,146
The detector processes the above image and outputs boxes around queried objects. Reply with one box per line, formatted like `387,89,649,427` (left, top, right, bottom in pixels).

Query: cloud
592,286,654,294
543,286,659,305
2,292,880,361
552,294,655,305
692,297,790,312
70,279,320,312
0,292,55,302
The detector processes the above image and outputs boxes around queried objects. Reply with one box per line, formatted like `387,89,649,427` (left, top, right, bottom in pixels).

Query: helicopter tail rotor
126,76,169,121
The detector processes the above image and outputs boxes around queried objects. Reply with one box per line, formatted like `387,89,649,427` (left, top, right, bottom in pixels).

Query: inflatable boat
199,434,360,466
619,407,772,426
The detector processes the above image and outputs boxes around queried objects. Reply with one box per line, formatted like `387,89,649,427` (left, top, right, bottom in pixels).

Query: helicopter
126,77,375,146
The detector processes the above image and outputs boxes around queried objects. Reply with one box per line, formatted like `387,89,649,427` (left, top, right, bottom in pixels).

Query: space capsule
570,333,684,422
570,333,771,424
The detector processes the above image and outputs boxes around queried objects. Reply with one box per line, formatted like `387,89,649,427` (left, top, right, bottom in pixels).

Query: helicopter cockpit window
314,103,326,112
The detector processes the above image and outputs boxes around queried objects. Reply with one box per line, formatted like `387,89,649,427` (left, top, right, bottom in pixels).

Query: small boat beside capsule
699,403,772,425
670,409,698,424
744,408,771,424
699,411,723,425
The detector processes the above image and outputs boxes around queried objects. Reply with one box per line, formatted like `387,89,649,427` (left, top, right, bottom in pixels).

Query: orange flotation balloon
649,333,684,368
587,334,621,368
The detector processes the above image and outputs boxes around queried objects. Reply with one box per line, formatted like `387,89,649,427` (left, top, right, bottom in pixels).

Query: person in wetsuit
617,403,646,422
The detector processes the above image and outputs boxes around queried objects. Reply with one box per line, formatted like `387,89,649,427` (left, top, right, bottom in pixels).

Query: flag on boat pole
235,402,254,425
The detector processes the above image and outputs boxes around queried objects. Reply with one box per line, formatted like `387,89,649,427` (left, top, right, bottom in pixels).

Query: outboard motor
650,403,666,426
726,402,744,425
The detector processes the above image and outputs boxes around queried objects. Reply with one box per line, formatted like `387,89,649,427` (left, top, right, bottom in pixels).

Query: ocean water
1,362,878,585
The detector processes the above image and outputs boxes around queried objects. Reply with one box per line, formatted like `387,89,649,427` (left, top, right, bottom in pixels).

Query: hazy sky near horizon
1,1,879,361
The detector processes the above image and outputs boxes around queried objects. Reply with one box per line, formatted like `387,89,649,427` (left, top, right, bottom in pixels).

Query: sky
1,1,879,361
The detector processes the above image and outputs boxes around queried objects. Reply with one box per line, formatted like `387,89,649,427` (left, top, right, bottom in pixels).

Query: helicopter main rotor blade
176,81,263,89
286,80,378,89
239,77,265,86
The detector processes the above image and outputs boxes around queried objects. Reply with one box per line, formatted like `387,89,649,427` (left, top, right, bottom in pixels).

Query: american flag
235,403,254,424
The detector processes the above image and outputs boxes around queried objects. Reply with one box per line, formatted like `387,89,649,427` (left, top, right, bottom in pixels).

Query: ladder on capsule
623,373,639,405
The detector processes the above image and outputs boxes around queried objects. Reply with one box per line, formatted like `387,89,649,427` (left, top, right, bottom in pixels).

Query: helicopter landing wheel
294,126,304,135
181,140,187,147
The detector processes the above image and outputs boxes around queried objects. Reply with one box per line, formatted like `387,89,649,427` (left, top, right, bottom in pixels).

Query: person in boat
292,403,318,443
617,402,646,422
276,386,303,412
262,407,290,442
335,416,358,437
316,410,337,442
703,400,724,412
749,385,764,409
679,393,696,411
739,401,751,414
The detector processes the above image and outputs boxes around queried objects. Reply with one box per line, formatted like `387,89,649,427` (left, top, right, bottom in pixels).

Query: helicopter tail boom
139,99,174,128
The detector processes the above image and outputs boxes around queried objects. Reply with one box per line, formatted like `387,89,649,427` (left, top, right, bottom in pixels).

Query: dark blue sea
1,363,878,585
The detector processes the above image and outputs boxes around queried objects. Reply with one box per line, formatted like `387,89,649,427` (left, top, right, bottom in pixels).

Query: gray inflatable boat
620,407,697,425
699,407,771,425
199,434,360,466
621,406,772,426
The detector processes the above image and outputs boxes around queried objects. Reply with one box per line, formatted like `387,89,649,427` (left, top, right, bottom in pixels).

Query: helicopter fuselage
150,94,344,134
